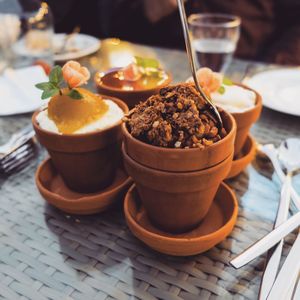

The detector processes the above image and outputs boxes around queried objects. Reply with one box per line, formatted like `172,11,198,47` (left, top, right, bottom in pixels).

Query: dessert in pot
33,61,128,193
95,56,172,108
126,83,227,149
122,82,236,232
187,67,262,155
36,61,124,134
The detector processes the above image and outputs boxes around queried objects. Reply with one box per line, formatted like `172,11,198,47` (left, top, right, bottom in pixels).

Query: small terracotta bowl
123,145,233,233
124,183,238,256
122,109,236,172
94,69,172,109
36,158,133,214
232,84,262,156
32,96,129,193
226,135,256,179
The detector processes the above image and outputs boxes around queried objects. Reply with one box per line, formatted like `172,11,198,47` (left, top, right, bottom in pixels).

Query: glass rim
188,13,241,28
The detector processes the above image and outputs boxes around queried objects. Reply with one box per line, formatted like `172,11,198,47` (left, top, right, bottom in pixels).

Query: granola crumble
125,83,227,148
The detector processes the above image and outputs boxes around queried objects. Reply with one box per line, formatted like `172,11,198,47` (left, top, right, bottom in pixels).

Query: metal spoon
230,139,300,269
265,139,300,299
176,0,223,129
259,139,300,299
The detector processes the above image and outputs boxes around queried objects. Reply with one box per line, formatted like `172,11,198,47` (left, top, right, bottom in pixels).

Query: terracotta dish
124,183,238,256
232,84,262,156
226,135,256,179
95,69,172,109
122,109,236,172
123,145,233,233
36,158,132,214
32,96,128,193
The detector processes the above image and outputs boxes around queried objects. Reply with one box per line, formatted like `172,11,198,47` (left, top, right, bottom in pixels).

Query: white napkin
0,65,48,116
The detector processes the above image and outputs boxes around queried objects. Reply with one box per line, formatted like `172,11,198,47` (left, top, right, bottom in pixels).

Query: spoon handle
267,230,300,300
176,0,223,128
259,144,300,209
230,210,300,269
259,175,291,300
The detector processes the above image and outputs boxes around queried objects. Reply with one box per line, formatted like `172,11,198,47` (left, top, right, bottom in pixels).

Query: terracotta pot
32,96,128,193
124,183,238,256
122,109,236,172
94,69,172,109
232,84,262,155
122,145,233,233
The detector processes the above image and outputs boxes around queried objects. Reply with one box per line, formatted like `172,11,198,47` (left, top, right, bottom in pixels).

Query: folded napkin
0,65,48,116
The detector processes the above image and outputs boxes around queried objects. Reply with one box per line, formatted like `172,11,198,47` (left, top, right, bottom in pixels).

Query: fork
0,125,34,155
0,139,37,175
0,126,37,175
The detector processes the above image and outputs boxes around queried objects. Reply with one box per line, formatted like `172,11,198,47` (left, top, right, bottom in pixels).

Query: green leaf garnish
68,89,83,100
223,77,233,86
134,56,159,69
134,56,163,78
218,86,226,95
41,88,60,100
49,66,63,84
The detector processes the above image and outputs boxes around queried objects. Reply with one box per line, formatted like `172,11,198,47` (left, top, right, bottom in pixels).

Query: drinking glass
0,0,54,69
188,13,241,73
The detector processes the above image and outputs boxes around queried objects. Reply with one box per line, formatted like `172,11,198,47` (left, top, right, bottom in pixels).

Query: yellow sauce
48,88,108,134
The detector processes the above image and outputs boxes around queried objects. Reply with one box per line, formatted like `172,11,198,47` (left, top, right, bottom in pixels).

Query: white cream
36,100,124,134
211,85,256,113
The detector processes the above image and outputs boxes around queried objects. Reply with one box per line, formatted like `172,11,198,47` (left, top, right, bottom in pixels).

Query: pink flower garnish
121,63,141,81
187,67,223,95
62,60,90,88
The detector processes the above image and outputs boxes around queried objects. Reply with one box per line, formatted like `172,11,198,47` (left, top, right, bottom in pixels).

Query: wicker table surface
1,40,300,300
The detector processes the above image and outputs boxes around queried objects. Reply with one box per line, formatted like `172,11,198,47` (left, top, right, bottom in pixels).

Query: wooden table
0,39,300,299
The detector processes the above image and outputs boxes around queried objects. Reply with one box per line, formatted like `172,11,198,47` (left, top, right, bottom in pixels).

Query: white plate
54,33,100,61
244,68,300,116
0,66,48,116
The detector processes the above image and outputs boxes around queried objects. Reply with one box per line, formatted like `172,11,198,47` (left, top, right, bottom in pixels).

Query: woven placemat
0,150,297,300
1,47,300,299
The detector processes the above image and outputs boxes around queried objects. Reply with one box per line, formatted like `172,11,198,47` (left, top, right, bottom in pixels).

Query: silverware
230,210,300,269
259,175,291,299
231,141,300,269
0,127,37,175
293,274,300,299
0,125,34,155
176,0,223,129
259,140,300,299
267,231,300,299
0,140,37,175
257,143,300,210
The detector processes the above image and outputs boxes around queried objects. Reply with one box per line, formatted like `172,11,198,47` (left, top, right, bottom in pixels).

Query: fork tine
1,152,35,174
0,142,34,164
0,144,36,174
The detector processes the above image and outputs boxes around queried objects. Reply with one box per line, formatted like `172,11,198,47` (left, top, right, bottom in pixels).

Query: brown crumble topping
125,83,227,148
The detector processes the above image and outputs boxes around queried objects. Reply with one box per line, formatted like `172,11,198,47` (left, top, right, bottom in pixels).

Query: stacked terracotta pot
122,110,237,233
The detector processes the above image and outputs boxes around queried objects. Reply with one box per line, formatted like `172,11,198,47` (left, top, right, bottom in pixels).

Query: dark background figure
45,0,300,65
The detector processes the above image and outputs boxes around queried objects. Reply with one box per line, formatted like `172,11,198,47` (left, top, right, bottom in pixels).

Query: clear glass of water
188,13,241,73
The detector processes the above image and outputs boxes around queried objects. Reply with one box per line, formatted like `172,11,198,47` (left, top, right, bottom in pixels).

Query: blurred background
45,0,300,65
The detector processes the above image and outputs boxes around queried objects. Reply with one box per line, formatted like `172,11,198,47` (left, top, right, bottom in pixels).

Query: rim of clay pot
32,95,129,138
35,157,132,204
122,108,236,155
124,183,238,243
230,83,262,125
122,143,233,177
94,68,172,94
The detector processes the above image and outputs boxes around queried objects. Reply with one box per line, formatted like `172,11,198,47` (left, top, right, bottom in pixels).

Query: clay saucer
36,158,132,214
226,135,256,179
124,182,238,256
